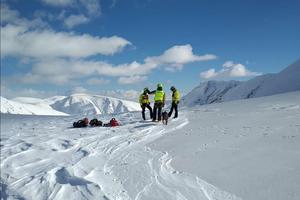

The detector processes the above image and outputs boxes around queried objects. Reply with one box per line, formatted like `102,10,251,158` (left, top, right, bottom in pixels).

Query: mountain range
1,94,141,116
1,59,299,115
182,59,300,106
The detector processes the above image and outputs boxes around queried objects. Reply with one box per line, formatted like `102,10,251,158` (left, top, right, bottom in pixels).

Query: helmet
144,87,149,92
157,83,163,88
170,86,176,91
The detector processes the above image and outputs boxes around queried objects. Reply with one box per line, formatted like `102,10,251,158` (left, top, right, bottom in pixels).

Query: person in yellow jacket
152,83,165,121
139,88,153,120
168,86,180,118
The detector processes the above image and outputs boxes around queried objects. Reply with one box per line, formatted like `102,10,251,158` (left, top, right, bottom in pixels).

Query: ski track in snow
1,112,240,200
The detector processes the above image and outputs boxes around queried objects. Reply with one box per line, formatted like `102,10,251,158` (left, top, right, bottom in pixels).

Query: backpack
110,118,119,127
89,118,103,127
73,118,89,128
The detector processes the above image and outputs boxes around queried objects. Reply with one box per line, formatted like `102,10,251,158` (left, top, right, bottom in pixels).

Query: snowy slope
183,59,300,106
181,80,240,106
152,91,300,200
51,93,141,115
1,91,300,200
222,74,274,101
12,97,45,104
254,59,300,97
43,96,67,105
0,96,68,116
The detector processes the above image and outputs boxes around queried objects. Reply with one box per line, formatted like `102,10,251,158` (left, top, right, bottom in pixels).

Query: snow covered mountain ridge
1,94,141,116
0,96,68,116
50,93,141,115
182,59,300,106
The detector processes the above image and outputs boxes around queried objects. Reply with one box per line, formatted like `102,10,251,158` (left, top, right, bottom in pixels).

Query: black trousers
153,102,163,121
168,101,178,118
141,103,153,120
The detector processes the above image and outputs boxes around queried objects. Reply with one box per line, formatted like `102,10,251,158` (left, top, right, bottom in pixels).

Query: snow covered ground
1,91,300,200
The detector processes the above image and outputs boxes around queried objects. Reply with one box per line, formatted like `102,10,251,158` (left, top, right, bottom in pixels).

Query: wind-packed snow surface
1,94,141,116
182,59,300,106
1,91,300,200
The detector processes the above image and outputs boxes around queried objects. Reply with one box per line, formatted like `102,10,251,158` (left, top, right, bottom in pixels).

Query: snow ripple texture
0,112,240,200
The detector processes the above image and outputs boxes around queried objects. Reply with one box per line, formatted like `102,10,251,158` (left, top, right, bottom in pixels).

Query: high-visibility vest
154,90,165,102
139,94,150,104
172,90,180,103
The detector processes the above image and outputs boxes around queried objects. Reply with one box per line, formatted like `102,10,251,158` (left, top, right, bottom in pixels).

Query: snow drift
1,91,300,200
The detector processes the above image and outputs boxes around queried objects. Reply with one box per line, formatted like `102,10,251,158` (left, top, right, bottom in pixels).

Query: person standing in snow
168,86,180,118
139,87,153,120
152,83,166,122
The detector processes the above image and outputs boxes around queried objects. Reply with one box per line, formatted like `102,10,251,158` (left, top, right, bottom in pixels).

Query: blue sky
1,0,300,100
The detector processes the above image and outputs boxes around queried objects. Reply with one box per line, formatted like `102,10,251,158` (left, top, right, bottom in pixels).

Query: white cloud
222,61,234,68
34,10,56,21
200,61,261,80
41,0,75,7
98,90,140,101
15,88,53,98
1,6,127,59
110,0,118,8
68,89,140,101
8,44,216,85
1,83,140,101
1,9,216,86
64,14,90,28
145,44,217,71
1,85,56,99
1,24,131,59
0,4,19,23
118,75,147,84
79,0,101,16
11,59,148,85
87,78,110,85
200,69,217,79
24,43,214,83
4,1,100,33
31,59,150,77
40,0,101,17
69,86,88,94
1,4,49,28
119,90,140,100
14,72,73,85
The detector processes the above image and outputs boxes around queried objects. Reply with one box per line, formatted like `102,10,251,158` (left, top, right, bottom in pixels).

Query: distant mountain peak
50,93,141,115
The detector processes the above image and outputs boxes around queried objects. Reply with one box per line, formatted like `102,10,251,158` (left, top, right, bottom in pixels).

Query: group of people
73,83,180,128
139,83,180,122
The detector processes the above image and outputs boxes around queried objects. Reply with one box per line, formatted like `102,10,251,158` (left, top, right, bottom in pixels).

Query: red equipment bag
110,118,119,127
